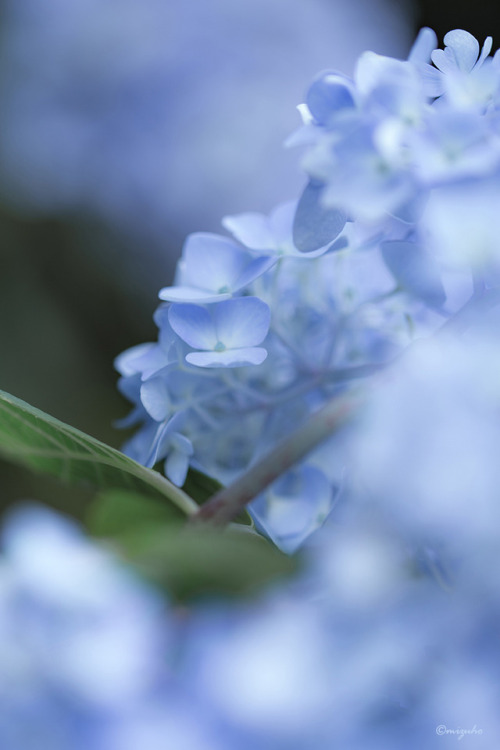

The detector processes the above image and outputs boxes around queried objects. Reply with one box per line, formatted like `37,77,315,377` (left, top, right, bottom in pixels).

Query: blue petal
213,297,270,348
233,255,277,291
381,240,446,309
443,30,480,73
159,285,232,303
306,72,355,126
168,303,218,350
250,465,334,553
180,232,249,291
114,343,157,376
165,450,190,487
140,376,171,422
478,37,493,66
431,47,458,75
408,27,438,64
222,211,275,250
417,63,445,98
145,421,170,468
293,181,347,252
268,200,297,248
186,347,267,368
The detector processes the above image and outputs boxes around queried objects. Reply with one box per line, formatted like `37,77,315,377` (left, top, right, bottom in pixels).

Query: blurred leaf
87,489,182,537
88,489,276,599
120,524,297,600
0,389,197,517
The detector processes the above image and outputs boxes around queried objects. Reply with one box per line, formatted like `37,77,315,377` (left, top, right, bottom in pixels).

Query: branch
192,389,363,527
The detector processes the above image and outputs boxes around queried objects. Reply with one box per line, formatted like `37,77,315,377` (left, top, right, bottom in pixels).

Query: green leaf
119,524,298,600
88,489,281,599
0,389,197,517
87,489,182,537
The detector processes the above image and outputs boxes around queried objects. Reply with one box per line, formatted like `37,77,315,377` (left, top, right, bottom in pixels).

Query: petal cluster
116,27,500,551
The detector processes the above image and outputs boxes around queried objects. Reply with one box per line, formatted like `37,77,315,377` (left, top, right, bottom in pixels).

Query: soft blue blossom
159,233,276,303
223,197,349,257
250,464,337,553
0,505,172,749
426,29,497,106
168,297,271,368
351,330,500,552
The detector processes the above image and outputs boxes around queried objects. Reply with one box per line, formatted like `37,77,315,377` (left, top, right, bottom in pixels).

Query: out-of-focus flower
0,0,414,244
2,486,500,749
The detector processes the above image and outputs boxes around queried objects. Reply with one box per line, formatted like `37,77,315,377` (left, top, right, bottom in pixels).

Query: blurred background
0,0,496,511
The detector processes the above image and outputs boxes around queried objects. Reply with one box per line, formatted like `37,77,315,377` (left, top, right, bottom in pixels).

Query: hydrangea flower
168,297,271,368
116,26,500,552
159,234,276,303
223,198,348,258
425,29,497,105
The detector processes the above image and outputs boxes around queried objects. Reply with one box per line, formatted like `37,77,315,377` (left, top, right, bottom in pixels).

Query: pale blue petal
159,285,232,303
145,421,170,468
154,306,184,356
153,304,170,330
381,240,446,308
408,27,438,64
293,181,347,252
114,343,156,377
232,255,277,291
325,235,349,253
186,347,268,368
224,201,297,256
168,304,218,350
356,52,411,98
222,212,275,250
122,421,159,465
306,72,355,126
169,432,194,457
181,233,249,291
250,465,334,553
284,122,319,148
283,234,348,258
137,348,172,379
443,30,480,72
478,37,493,66
165,450,190,487
417,63,445,98
213,297,270,348
269,200,296,248
431,47,458,75
140,377,171,422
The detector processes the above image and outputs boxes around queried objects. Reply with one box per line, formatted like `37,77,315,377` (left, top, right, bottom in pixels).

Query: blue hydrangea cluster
116,28,500,552
296,27,500,283
115,201,438,551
